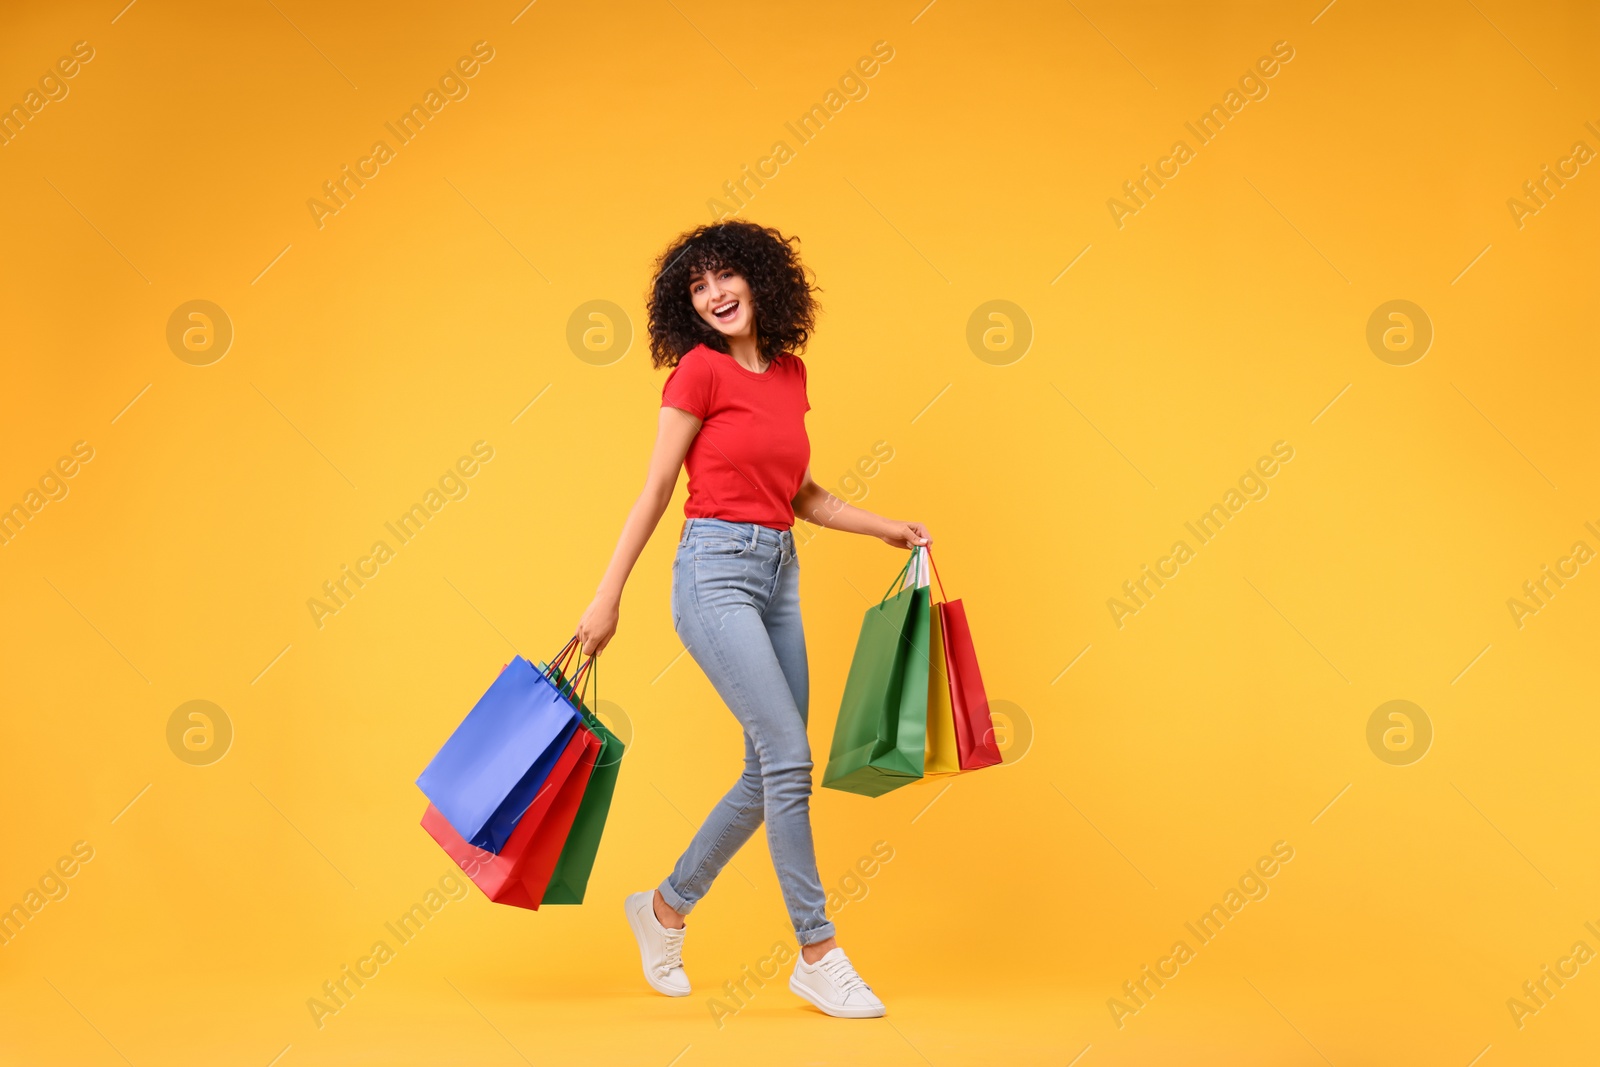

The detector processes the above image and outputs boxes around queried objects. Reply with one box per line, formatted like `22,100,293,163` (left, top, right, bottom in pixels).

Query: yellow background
2,0,1598,1064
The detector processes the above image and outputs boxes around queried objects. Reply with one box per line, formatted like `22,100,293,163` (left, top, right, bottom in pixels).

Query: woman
575,220,930,1020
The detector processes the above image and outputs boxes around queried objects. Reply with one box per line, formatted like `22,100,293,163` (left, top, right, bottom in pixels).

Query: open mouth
711,299,740,322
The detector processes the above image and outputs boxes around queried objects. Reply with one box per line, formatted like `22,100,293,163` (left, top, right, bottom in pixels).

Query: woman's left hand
879,521,931,550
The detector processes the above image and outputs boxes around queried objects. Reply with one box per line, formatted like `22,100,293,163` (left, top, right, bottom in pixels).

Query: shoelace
818,953,870,995
657,925,686,977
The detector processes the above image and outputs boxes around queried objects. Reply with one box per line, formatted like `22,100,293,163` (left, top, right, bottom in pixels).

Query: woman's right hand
878,520,932,550
577,593,620,655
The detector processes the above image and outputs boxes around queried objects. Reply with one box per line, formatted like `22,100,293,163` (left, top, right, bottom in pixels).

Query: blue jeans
658,517,836,946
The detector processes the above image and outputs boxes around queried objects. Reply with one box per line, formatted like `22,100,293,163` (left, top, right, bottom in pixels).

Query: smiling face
689,266,756,340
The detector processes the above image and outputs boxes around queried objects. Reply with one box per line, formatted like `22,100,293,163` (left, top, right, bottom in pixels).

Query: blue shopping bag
416,639,588,854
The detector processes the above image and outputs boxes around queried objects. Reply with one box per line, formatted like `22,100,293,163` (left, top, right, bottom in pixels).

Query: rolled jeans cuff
656,878,695,917
796,920,837,947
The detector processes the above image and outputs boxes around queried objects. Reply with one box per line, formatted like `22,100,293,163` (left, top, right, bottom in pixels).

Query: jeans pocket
692,539,748,561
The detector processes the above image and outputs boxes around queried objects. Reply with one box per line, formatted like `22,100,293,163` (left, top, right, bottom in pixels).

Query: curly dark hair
646,219,819,370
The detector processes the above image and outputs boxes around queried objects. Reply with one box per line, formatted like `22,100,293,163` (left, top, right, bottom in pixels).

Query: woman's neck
725,333,766,373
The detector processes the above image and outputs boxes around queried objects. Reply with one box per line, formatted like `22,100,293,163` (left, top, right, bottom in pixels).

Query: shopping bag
923,597,965,777
422,721,602,909
540,655,625,905
905,546,962,778
416,639,587,853
926,551,1003,770
822,549,931,797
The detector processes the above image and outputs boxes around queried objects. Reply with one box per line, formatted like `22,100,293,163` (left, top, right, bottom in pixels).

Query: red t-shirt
660,343,811,530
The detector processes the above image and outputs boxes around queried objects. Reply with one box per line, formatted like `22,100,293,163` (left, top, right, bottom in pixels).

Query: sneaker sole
624,894,691,998
788,974,886,1018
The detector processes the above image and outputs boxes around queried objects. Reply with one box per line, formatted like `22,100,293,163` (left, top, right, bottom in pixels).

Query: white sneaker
789,947,886,1018
624,891,690,996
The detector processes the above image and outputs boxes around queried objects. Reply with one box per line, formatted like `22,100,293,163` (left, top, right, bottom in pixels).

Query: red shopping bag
927,550,1003,771
422,724,602,909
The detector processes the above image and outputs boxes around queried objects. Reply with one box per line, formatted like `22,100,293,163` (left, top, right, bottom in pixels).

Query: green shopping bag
822,550,932,797
539,654,625,904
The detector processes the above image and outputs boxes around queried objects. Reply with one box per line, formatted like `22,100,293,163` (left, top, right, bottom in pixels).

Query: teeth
714,302,737,314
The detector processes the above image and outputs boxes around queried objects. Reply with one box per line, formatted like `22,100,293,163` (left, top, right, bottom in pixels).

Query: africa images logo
1105,40,1296,229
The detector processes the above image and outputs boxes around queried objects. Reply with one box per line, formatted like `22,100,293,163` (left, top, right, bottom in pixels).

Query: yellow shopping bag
921,553,963,778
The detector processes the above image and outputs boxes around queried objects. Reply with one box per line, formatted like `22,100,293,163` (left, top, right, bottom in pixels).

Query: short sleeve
661,349,714,419
796,355,811,412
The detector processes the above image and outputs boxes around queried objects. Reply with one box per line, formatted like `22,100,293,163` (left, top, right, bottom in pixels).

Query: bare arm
576,407,701,654
791,467,931,550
